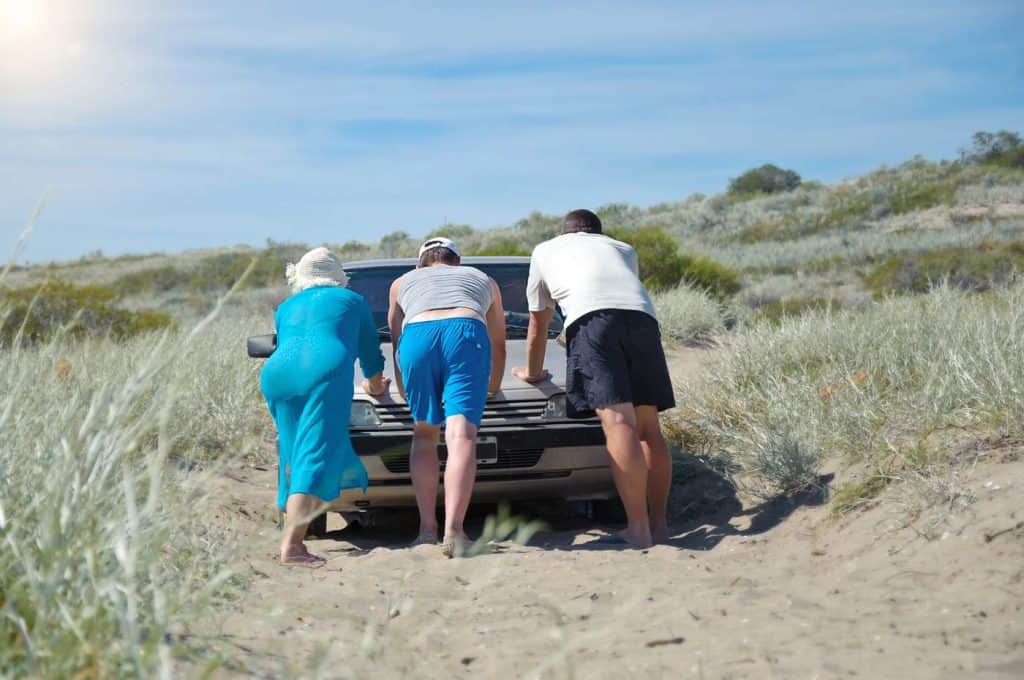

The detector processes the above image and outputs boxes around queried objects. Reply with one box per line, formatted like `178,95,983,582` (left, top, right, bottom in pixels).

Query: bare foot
410,530,438,547
618,529,653,549
652,524,671,545
441,533,469,558
280,548,326,568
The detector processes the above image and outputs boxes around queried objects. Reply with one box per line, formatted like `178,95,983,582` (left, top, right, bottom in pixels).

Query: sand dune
209,348,1024,679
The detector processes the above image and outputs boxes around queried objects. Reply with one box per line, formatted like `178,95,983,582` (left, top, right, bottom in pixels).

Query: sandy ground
205,348,1024,679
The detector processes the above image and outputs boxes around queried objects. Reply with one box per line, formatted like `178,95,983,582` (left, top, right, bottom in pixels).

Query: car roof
343,256,531,269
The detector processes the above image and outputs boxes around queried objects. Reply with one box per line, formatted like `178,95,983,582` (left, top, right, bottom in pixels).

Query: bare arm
513,308,552,383
357,295,390,396
484,278,507,396
387,278,406,400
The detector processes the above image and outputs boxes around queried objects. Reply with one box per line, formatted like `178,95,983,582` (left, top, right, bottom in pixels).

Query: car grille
374,399,548,427
380,447,544,474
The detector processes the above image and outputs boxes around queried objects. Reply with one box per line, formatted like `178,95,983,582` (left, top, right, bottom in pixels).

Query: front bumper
329,424,615,511
350,422,606,456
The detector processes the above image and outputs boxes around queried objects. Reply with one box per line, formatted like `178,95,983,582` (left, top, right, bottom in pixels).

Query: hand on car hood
355,339,567,399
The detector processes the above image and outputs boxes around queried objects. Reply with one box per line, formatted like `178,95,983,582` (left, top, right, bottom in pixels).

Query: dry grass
0,251,266,675
650,285,727,345
673,283,1024,501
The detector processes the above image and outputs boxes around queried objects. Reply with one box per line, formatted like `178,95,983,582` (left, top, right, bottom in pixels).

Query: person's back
517,209,674,549
263,286,376,400
527,232,655,330
386,237,507,556
257,247,388,567
397,264,493,324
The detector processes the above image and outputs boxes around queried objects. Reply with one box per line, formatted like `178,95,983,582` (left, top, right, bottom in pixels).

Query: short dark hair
563,209,602,234
418,247,460,268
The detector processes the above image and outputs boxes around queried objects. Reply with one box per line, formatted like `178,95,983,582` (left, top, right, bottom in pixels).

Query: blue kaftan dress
259,286,385,510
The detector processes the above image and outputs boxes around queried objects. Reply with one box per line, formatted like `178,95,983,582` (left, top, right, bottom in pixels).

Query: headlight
542,393,567,420
350,401,382,428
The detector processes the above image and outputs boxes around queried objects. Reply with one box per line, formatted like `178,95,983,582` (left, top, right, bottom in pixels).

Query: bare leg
442,415,477,545
410,422,441,538
280,493,322,561
596,403,653,548
636,405,672,543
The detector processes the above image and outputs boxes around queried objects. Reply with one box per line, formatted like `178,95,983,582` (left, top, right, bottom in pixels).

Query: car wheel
305,512,328,539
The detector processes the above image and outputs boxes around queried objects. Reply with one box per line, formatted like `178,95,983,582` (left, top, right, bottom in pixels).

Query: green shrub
677,252,742,298
815,189,876,228
734,215,800,243
609,225,741,296
728,164,802,197
886,176,957,215
427,224,475,240
163,245,307,293
378,231,416,258
513,211,561,243
110,253,290,296
468,237,530,257
863,242,1024,296
0,281,174,346
337,240,371,259
753,296,841,325
984,146,1024,169
607,225,685,291
111,265,192,296
963,130,1022,166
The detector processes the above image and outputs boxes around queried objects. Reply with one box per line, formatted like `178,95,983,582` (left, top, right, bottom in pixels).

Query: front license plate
439,436,498,466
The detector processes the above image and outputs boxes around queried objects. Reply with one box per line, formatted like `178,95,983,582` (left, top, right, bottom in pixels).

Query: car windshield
346,263,563,341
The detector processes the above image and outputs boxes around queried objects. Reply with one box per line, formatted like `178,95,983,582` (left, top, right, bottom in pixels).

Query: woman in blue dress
260,247,389,566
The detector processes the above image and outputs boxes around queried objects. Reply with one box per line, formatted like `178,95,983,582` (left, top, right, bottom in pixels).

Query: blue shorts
398,317,491,426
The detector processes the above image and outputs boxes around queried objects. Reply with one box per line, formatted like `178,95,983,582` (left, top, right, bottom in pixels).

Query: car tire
305,512,328,539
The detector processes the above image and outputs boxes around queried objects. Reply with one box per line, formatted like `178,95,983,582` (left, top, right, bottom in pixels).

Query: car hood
356,338,566,401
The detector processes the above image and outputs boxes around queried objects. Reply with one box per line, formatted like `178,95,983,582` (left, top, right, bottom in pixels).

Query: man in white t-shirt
513,209,675,548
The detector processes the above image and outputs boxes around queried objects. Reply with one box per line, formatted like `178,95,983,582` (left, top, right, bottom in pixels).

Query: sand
207,348,1024,679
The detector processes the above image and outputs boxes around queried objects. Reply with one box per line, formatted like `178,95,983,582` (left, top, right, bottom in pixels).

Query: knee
443,415,477,444
413,423,439,440
639,425,667,448
444,430,475,452
604,418,639,439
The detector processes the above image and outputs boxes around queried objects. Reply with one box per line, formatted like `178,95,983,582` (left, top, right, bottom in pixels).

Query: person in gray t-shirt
388,237,507,557
515,209,675,549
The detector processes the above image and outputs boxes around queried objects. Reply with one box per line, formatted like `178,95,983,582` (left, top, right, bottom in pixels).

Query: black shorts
564,309,676,419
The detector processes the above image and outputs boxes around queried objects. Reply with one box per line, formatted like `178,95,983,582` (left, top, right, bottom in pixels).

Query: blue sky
2,1,1022,263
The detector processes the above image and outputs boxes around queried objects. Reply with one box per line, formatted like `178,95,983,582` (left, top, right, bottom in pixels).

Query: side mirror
247,334,277,358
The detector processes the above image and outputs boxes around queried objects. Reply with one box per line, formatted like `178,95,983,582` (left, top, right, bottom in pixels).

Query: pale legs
280,492,324,563
441,415,478,547
409,415,478,550
409,422,441,540
596,403,652,548
636,405,673,544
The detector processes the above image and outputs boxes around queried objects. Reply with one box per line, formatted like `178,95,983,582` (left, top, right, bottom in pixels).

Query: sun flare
1,0,46,39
